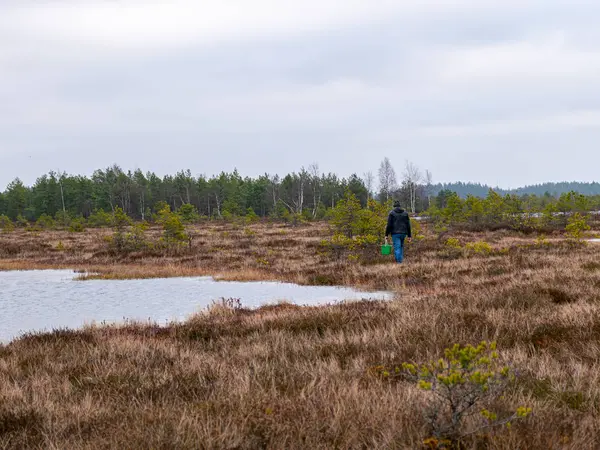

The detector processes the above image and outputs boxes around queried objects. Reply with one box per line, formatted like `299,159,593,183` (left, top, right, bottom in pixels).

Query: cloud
379,110,600,139
438,31,600,87
1,1,600,188
0,1,421,50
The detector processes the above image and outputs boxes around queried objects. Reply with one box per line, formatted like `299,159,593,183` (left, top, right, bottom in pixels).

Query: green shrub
88,209,113,227
15,214,29,228
285,212,306,227
439,238,464,259
69,217,86,233
330,191,363,238
108,221,150,254
566,213,591,240
466,240,493,255
54,211,71,228
36,214,56,229
153,201,169,214
178,203,200,224
112,207,133,230
535,234,550,247
128,222,150,250
301,208,314,222
410,218,425,240
0,215,14,232
245,207,260,224
445,238,462,249
330,193,386,239
107,207,142,254
376,342,531,447
158,204,189,246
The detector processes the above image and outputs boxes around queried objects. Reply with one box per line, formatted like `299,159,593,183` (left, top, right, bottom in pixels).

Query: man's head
393,200,401,208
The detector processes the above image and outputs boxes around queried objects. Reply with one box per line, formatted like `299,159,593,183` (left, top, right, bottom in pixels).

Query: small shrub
566,213,591,240
285,212,306,227
444,238,461,249
56,241,65,251
112,207,133,230
69,217,86,233
15,215,29,228
36,214,56,230
88,209,113,227
330,193,385,238
108,222,150,254
377,342,532,446
0,215,15,232
107,207,147,254
54,211,71,228
128,222,150,250
245,207,260,224
535,234,550,247
440,238,464,259
466,241,493,255
178,203,200,224
157,204,190,248
410,218,425,240
162,213,188,244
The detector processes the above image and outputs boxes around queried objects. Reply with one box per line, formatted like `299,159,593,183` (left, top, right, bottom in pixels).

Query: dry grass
0,221,593,288
1,223,600,448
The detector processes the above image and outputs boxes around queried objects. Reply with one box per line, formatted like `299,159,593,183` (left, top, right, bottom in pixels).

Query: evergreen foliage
1,166,599,225
375,342,532,447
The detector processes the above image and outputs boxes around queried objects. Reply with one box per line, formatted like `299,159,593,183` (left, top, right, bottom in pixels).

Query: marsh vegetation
1,166,600,448
1,215,600,448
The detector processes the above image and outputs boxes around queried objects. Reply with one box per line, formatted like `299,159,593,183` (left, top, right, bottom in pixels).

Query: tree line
0,165,370,222
0,159,599,224
433,181,600,198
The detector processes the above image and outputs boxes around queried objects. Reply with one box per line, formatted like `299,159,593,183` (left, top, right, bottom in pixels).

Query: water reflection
0,270,392,343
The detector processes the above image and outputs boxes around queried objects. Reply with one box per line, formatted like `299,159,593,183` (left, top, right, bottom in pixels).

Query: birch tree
378,157,397,202
403,160,422,214
424,170,434,210
267,174,280,211
309,163,322,219
362,171,375,201
57,170,68,226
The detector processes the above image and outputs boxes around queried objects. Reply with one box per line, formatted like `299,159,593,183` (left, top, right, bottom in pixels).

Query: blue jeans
391,234,407,263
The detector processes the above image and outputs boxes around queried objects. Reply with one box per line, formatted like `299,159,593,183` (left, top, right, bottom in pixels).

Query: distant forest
0,160,599,221
433,182,600,198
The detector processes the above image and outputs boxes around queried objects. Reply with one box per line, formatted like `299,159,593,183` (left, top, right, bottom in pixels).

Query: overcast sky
1,1,600,190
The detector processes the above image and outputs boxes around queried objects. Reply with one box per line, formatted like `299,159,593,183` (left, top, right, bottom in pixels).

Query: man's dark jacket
385,207,412,237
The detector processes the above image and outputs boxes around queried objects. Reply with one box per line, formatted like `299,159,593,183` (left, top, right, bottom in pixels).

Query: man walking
385,201,412,263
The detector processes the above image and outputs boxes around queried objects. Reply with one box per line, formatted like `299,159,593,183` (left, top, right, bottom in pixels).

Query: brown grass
0,222,592,288
1,224,600,448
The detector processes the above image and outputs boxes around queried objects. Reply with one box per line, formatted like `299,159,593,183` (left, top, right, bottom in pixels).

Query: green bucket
381,244,392,256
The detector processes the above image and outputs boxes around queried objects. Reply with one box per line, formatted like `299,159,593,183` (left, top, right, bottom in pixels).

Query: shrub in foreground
376,342,531,448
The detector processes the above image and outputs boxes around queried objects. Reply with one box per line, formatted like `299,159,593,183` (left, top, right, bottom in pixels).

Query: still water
0,270,392,343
